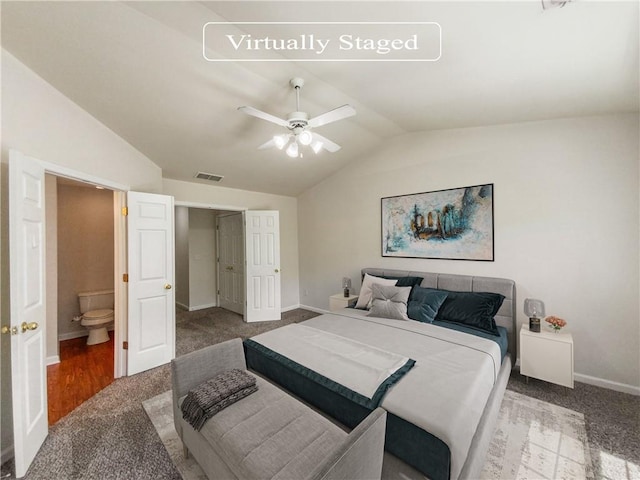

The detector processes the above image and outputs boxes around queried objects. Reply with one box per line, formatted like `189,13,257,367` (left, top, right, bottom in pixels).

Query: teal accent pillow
433,289,505,336
407,287,448,323
379,275,424,287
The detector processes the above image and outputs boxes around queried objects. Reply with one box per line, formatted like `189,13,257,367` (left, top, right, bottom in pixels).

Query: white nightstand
520,324,574,388
329,293,358,311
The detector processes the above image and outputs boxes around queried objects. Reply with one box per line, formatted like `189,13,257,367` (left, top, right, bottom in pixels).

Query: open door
126,191,175,375
244,210,281,322
7,150,48,478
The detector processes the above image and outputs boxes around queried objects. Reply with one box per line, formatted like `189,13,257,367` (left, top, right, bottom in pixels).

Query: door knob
1,325,18,335
21,322,38,333
275,268,280,273
226,266,234,271
164,284,172,290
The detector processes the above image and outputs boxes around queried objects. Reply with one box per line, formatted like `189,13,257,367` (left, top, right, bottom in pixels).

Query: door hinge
121,206,128,216
123,273,129,283
123,341,128,350
217,290,220,295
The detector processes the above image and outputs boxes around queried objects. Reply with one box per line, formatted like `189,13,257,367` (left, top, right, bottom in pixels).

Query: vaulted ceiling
2,1,638,196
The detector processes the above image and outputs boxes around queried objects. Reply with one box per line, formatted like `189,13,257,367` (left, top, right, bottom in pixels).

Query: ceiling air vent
195,172,224,182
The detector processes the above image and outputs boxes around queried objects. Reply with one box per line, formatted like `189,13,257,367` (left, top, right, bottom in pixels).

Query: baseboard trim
515,359,638,396
47,355,60,366
573,373,640,396
282,304,301,313
187,302,218,312
298,304,328,315
175,302,189,311
58,331,89,341
58,325,115,342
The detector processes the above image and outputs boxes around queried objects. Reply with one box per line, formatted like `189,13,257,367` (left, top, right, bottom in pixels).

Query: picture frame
381,183,494,261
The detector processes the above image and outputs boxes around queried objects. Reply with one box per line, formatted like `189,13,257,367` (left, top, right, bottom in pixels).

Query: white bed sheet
293,309,502,480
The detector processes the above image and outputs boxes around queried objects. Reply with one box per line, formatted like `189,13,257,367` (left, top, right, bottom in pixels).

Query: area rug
143,389,594,480
481,390,594,480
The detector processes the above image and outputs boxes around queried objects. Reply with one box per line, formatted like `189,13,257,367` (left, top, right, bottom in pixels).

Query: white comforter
250,323,412,399
252,309,501,480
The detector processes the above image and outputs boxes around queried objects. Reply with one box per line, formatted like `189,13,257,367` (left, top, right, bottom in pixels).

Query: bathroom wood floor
47,332,114,425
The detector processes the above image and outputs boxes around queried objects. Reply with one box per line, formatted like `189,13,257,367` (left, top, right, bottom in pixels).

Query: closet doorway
174,206,244,314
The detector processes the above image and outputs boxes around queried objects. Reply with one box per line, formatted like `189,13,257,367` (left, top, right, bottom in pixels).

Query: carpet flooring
2,306,638,479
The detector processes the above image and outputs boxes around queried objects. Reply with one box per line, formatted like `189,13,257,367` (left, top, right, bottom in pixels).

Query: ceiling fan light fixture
298,130,313,146
311,141,324,154
286,141,299,158
273,134,288,150
238,77,355,158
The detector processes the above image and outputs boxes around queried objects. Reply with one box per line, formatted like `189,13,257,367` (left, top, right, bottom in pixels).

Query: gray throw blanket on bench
181,369,258,431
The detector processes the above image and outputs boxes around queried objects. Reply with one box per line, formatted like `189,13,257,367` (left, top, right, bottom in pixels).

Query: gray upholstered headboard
361,268,517,361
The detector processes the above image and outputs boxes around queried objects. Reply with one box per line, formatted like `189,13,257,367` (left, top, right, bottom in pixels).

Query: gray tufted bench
171,338,387,480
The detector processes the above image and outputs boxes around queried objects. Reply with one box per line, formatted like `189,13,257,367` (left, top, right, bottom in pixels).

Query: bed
244,268,516,480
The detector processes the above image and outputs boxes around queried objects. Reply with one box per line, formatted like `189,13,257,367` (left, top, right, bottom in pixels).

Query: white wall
1,51,163,461
188,209,217,309
174,207,218,310
163,179,300,310
298,114,640,392
1,51,162,192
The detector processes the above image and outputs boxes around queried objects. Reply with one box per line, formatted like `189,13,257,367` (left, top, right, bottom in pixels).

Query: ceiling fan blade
258,133,292,150
308,105,356,128
238,106,289,127
311,132,341,153
258,138,275,150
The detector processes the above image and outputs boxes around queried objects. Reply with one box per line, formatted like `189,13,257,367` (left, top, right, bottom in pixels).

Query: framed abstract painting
381,184,494,261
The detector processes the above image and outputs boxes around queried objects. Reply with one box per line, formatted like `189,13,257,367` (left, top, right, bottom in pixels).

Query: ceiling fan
238,77,356,158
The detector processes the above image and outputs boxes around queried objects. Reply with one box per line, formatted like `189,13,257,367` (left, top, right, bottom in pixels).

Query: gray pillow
367,284,412,320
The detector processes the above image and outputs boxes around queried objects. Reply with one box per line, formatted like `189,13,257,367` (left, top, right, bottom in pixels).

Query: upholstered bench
171,338,387,480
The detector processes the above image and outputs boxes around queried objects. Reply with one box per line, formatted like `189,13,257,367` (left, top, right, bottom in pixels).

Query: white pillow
355,273,398,310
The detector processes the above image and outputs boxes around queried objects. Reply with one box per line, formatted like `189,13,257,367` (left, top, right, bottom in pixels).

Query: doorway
45,175,116,424
174,207,244,314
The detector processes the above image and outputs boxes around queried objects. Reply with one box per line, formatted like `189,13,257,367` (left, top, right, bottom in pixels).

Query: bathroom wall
45,175,59,362
57,182,115,340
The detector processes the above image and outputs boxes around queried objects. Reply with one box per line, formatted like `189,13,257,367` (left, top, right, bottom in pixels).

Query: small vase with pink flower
545,315,567,332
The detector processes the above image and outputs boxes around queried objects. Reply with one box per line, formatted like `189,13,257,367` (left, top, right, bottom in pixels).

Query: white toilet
78,289,114,345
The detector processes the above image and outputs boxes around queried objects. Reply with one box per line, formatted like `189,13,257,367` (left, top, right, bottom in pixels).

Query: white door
7,150,48,478
218,213,244,315
245,211,281,322
127,191,175,375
